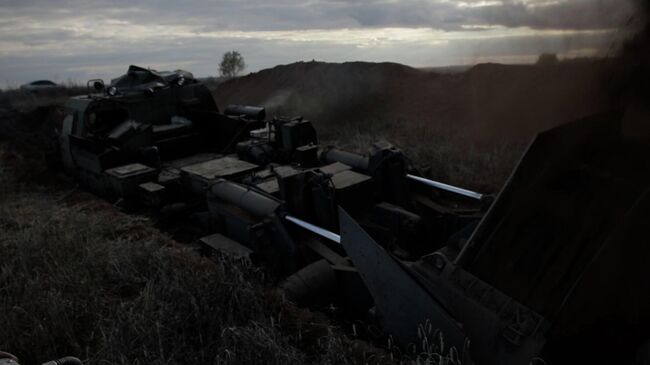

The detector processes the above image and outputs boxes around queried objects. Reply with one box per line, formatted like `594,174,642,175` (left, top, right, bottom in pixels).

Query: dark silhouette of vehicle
54,64,650,365
20,80,60,92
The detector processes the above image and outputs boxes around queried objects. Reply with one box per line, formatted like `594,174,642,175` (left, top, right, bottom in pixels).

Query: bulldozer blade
338,207,466,350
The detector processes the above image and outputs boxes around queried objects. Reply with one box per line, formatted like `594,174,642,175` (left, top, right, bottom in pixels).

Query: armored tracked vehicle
57,64,485,314
56,65,650,364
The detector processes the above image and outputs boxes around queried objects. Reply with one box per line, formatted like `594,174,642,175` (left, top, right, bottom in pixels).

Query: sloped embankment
214,60,612,143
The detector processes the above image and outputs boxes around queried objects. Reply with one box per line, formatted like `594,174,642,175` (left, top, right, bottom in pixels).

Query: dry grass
0,180,386,364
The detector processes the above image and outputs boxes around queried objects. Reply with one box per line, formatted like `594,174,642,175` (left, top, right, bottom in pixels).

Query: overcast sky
0,0,638,87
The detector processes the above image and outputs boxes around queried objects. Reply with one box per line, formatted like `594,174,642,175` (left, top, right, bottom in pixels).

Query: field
0,59,617,364
1,183,390,364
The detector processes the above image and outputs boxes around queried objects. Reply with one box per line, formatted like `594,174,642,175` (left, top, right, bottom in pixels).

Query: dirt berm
214,60,614,144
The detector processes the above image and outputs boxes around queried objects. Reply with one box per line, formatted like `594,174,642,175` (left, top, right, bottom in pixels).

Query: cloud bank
0,0,636,86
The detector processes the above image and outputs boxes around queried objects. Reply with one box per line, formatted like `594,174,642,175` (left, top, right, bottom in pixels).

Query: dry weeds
0,184,390,364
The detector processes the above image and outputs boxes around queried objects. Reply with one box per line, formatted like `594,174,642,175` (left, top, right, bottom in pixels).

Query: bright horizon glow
0,23,613,56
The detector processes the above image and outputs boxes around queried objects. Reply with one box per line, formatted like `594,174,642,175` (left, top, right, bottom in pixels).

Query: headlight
107,86,117,96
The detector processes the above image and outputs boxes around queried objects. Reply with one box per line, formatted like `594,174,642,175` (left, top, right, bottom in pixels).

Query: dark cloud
340,0,634,31
469,0,634,30
0,0,637,86
0,0,635,32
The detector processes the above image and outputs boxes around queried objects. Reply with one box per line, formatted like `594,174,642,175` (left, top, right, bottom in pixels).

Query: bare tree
219,51,246,78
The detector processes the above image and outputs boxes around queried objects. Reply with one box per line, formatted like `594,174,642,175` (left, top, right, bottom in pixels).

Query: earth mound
214,60,614,143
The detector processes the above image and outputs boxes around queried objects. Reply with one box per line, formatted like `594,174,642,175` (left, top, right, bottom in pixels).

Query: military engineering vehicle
55,65,650,365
